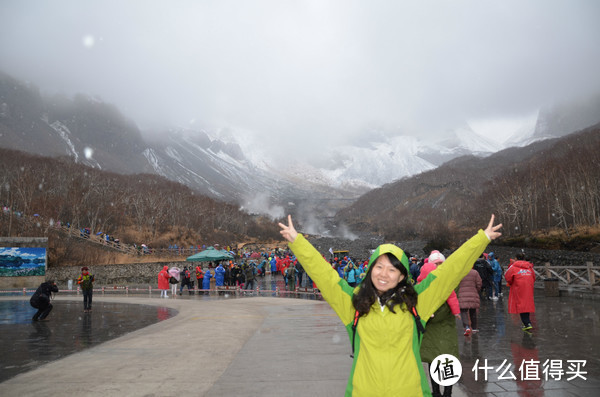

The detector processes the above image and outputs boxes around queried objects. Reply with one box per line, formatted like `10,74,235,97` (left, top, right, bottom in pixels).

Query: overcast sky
1,0,600,161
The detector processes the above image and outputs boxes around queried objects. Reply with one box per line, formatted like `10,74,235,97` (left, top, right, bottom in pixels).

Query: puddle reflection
0,300,176,383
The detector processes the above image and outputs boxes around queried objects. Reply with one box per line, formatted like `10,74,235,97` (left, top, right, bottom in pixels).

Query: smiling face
370,254,405,294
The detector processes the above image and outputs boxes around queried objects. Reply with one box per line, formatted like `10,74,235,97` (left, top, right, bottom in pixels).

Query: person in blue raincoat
345,262,358,287
215,263,226,286
488,252,503,299
259,259,267,277
270,256,278,275
202,268,213,292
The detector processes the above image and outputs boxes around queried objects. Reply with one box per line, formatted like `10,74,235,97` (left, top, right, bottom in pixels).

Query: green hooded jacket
288,230,490,397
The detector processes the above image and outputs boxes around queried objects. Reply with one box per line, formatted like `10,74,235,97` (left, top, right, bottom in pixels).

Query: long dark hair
352,253,418,317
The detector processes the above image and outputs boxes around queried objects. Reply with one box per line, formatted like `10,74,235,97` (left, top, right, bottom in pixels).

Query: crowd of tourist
26,213,538,397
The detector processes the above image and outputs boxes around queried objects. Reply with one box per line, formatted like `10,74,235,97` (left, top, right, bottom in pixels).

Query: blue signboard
0,247,46,277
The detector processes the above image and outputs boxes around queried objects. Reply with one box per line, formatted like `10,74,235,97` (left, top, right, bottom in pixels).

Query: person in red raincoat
505,253,535,331
158,265,170,298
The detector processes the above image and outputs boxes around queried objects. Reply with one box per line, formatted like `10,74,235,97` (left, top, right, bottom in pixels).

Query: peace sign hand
278,215,298,243
484,214,502,241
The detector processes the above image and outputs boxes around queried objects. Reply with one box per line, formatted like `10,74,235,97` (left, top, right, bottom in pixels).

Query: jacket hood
511,260,533,269
365,244,410,281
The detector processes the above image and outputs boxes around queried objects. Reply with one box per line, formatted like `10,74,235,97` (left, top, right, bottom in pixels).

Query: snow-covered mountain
2,69,600,221
323,135,435,188
415,123,500,167
502,121,538,148
142,125,497,195
139,127,370,221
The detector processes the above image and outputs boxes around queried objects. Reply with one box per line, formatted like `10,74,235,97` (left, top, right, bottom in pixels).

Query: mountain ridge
2,70,600,231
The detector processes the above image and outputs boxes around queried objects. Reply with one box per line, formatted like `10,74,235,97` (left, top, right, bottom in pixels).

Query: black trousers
33,303,53,320
83,289,93,310
460,308,478,330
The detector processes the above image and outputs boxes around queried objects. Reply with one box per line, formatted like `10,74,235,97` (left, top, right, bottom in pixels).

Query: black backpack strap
350,310,360,358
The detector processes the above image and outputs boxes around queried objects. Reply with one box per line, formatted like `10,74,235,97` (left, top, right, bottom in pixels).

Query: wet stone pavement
260,274,600,396
0,299,177,383
453,293,600,396
0,273,599,396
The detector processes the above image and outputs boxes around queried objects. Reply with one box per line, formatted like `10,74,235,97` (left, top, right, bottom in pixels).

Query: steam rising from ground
296,205,358,240
241,193,284,220
241,192,358,239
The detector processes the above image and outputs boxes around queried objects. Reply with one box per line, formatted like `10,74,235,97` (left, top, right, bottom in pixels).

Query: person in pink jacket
418,251,461,316
169,266,182,298
505,252,536,331
158,265,170,298
457,262,482,336
418,251,461,397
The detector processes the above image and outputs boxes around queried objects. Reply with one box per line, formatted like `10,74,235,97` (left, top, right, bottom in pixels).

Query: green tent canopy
186,246,233,262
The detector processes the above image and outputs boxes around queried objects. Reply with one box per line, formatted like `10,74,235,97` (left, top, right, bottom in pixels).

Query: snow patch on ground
46,119,79,161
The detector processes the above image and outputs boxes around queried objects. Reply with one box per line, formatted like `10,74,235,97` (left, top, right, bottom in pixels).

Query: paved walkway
0,296,354,396
1,283,599,396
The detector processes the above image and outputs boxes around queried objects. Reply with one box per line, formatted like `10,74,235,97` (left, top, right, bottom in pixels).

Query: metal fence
0,284,324,300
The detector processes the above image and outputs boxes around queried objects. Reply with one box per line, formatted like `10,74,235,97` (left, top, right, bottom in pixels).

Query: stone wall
45,260,200,290
0,275,46,289
486,245,600,268
46,246,599,289
306,235,600,268
4,238,599,291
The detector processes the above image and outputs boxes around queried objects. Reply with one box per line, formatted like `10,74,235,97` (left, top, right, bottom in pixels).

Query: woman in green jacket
279,215,502,397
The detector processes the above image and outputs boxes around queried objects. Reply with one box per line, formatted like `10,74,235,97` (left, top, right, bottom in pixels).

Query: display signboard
0,247,47,277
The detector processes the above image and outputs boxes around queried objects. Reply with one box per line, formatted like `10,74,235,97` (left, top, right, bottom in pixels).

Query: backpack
286,267,295,279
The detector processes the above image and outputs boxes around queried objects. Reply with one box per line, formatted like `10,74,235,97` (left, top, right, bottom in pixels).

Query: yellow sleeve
416,230,490,319
289,235,355,325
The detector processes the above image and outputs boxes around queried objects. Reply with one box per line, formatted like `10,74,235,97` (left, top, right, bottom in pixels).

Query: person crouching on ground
30,280,59,321
278,214,502,397
77,266,95,312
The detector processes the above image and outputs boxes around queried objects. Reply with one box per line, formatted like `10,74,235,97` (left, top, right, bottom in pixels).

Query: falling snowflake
84,147,94,159
82,35,95,48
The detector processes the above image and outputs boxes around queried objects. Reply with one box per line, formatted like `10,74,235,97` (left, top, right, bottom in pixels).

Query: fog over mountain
1,0,600,169
2,1,600,240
